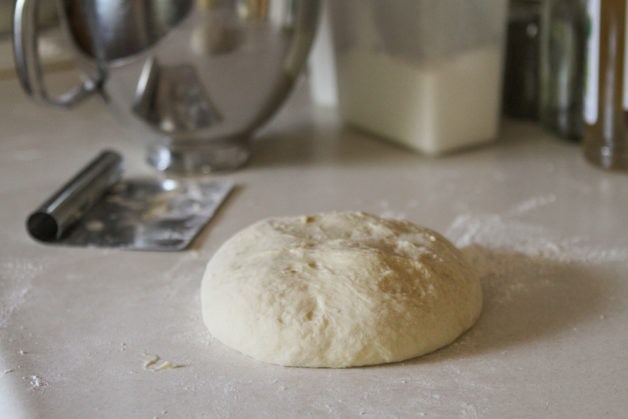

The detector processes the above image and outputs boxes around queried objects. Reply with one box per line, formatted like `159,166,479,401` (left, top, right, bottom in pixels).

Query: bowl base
147,139,250,175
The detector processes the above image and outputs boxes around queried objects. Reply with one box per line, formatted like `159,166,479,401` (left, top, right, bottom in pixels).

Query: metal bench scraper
26,150,233,251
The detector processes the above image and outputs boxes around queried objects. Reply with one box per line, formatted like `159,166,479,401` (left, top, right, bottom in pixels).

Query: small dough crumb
143,354,160,370
154,361,184,371
142,354,186,371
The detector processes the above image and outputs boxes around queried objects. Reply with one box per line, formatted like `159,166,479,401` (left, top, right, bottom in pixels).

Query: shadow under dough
409,244,613,364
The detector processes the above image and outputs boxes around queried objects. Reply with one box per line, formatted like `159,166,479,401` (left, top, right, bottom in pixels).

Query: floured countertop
1,71,627,418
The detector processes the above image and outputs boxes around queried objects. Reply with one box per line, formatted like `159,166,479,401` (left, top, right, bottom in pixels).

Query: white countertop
1,71,627,418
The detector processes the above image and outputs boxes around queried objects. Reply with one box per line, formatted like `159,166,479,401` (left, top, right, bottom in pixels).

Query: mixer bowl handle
13,0,97,108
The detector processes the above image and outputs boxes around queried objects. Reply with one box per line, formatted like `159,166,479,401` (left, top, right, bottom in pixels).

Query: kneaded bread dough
201,211,482,368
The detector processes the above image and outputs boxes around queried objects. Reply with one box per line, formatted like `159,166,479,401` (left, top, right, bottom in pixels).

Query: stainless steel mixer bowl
14,0,320,174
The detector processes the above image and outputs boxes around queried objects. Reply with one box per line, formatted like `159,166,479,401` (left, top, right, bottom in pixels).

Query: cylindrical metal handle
27,150,123,242
12,0,97,107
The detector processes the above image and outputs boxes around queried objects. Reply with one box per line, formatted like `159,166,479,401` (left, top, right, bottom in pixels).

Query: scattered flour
503,194,557,217
373,195,628,311
377,194,627,268
448,194,628,264
377,200,408,220
444,210,628,308
0,196,623,418
446,213,628,264
24,375,47,390
0,287,29,329
0,258,42,328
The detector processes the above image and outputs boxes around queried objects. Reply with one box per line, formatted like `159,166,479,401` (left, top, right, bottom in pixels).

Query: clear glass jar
328,0,507,156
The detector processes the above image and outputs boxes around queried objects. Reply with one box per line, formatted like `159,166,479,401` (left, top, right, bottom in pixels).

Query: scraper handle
27,150,123,242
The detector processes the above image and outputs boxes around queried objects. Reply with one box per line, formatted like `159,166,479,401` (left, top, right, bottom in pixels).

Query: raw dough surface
201,211,482,368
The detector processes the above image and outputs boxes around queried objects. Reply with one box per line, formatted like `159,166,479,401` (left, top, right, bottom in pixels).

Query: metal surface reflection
61,0,194,61
14,0,319,174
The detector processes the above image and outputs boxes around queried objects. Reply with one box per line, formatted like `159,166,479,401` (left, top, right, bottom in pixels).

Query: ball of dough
201,211,482,368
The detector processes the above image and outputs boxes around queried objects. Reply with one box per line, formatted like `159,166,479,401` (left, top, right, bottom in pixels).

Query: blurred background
2,0,627,171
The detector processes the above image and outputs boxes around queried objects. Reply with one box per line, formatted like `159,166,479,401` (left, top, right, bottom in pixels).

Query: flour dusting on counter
447,213,628,264
443,212,628,314
24,375,47,390
0,259,42,328
504,194,557,217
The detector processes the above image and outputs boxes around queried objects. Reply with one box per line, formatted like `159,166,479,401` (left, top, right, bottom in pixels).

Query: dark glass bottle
503,0,541,119
539,0,588,141
583,0,628,170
